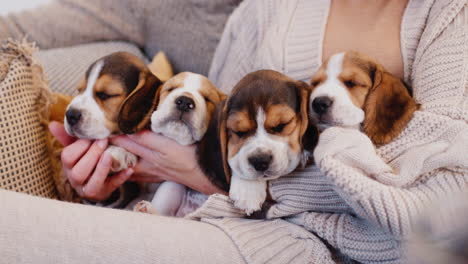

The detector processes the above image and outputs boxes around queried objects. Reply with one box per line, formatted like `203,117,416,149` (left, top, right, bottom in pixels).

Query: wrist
190,167,227,195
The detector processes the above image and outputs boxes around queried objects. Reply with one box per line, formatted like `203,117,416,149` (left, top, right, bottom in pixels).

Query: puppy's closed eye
96,92,120,101
343,80,356,88
311,80,321,87
271,123,287,133
270,118,294,134
232,130,248,138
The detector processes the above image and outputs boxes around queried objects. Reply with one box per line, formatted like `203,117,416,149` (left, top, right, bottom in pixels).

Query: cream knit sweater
188,0,468,263
2,0,466,263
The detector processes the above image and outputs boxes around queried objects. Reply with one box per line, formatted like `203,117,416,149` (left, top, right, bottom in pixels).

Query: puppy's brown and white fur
136,70,318,216
309,51,419,145
221,70,318,214
151,72,226,146
132,72,226,216
65,52,162,171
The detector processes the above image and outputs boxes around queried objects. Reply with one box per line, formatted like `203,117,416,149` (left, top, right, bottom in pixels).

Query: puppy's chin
310,106,364,130
151,110,207,146
152,120,196,146
64,120,112,140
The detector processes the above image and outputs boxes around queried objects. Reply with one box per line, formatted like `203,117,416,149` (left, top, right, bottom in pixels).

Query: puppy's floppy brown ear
204,78,227,103
363,65,419,145
219,100,231,185
217,90,228,102
118,71,163,134
296,81,319,152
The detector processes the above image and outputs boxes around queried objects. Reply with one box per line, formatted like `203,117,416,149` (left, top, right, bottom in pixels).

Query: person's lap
0,189,244,264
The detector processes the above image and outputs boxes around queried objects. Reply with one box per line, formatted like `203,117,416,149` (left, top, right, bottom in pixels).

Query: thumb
49,121,76,146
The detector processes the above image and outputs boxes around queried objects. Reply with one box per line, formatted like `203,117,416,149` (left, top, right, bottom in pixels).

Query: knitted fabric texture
192,0,468,263
1,0,466,263
0,39,57,198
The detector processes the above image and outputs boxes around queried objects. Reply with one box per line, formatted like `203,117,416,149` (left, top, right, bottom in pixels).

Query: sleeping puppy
135,70,317,216
65,51,162,172
151,72,226,146
309,51,419,145
220,70,318,215
132,72,227,216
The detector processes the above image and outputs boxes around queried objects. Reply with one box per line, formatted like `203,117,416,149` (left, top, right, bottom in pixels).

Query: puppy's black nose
312,96,333,115
175,96,195,112
66,109,82,126
248,154,273,172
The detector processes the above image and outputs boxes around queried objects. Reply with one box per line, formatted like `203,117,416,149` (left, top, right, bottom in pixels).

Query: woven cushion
0,39,57,198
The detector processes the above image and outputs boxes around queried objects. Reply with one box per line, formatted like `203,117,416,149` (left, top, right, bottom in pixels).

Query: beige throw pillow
0,39,57,199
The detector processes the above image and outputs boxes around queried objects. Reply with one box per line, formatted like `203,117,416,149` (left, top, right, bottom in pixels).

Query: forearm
315,114,468,237
267,165,353,219
0,0,144,49
289,212,401,263
410,1,467,122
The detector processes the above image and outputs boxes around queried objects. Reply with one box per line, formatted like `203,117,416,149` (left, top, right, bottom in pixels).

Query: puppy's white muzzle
309,53,364,128
64,94,111,139
151,87,207,146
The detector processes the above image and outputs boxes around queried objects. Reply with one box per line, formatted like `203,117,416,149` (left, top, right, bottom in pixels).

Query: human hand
49,121,134,201
111,130,226,195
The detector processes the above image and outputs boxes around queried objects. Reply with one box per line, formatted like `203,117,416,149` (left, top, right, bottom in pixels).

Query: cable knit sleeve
268,2,468,263
411,1,468,122
268,0,468,218
311,1,468,235
0,0,145,49
208,0,260,93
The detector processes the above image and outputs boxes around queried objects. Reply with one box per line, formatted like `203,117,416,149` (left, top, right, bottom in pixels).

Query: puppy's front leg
134,200,159,214
104,145,137,172
229,176,267,215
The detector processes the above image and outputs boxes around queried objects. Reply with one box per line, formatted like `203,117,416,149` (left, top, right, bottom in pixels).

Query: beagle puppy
309,51,419,145
220,70,318,214
130,72,227,216
150,72,226,146
134,70,317,216
65,51,162,171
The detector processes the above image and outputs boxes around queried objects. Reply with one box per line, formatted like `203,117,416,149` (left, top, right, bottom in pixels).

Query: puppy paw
229,176,267,215
232,197,264,216
104,146,137,172
133,200,159,215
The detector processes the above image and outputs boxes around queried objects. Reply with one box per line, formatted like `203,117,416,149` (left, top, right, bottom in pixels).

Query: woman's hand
111,130,226,195
49,121,134,201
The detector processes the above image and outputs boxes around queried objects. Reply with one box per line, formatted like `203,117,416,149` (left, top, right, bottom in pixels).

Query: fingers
132,159,162,176
76,154,134,201
104,168,134,193
129,130,180,151
61,139,93,168
83,152,113,198
49,121,76,146
111,135,160,162
69,139,108,186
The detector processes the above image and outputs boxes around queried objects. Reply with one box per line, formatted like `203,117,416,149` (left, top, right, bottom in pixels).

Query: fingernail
48,121,57,131
97,139,107,149
102,153,113,164
126,168,134,176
